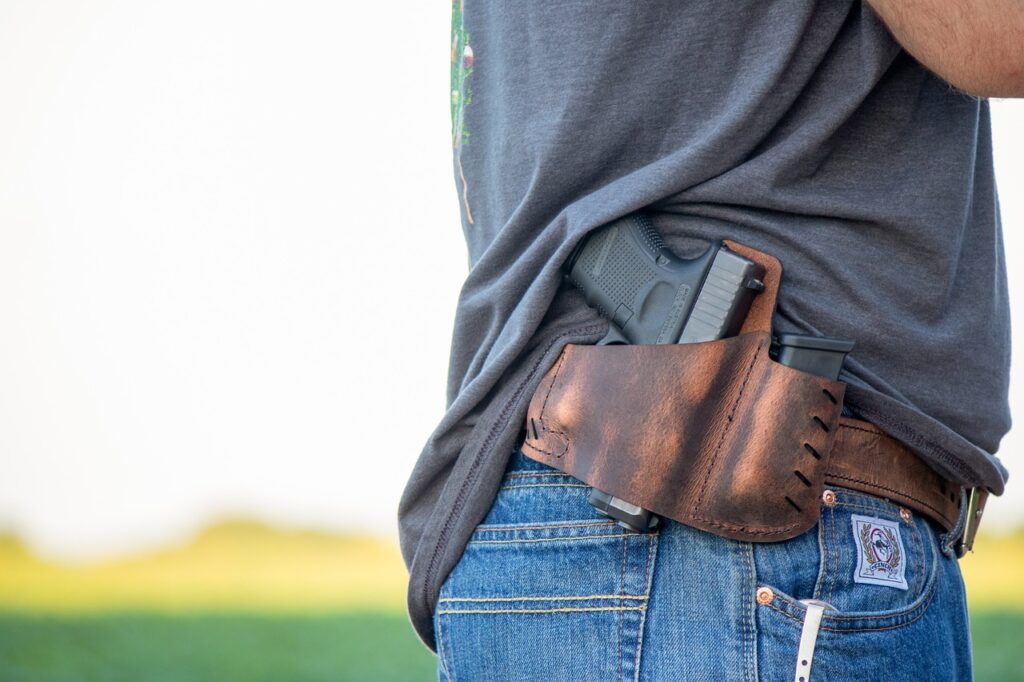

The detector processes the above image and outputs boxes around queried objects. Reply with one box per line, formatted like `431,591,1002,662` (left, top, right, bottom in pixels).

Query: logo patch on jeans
851,515,908,590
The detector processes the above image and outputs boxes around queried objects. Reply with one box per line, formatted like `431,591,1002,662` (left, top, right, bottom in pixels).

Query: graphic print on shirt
851,514,908,590
451,0,474,224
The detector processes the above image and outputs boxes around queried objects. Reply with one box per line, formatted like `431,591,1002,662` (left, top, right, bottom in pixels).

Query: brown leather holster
521,240,959,543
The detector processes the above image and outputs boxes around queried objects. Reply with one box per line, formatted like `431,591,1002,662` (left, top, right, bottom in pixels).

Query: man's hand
867,0,1024,98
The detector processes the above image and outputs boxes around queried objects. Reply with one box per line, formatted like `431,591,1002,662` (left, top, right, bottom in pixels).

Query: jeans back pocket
435,451,659,681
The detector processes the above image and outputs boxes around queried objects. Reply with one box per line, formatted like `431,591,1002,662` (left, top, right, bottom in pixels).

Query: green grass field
0,610,1020,681
0,612,435,682
0,522,1021,681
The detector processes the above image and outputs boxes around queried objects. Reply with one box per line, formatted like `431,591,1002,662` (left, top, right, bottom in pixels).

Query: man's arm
866,0,1024,98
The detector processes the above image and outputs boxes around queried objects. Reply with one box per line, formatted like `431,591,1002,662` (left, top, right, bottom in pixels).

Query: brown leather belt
828,417,961,533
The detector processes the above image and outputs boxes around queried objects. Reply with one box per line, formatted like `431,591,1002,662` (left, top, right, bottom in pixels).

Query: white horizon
0,1,1020,560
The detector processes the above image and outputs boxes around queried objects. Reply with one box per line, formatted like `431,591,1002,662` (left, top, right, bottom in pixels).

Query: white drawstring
794,599,833,682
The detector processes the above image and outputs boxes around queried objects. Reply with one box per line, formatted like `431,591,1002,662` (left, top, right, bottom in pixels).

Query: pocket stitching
436,605,454,680
763,523,940,632
474,520,617,533
835,501,910,517
499,483,590,490
439,594,649,603
617,535,627,682
636,532,659,669
437,605,647,615
763,581,937,633
469,519,631,543
825,503,839,604
468,533,640,545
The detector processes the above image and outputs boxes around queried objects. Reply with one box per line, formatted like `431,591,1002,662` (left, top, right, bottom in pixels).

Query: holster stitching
837,422,882,436
690,339,789,534
522,348,571,457
538,349,568,420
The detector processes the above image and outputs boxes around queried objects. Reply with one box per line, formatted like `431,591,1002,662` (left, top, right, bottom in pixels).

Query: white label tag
851,514,908,590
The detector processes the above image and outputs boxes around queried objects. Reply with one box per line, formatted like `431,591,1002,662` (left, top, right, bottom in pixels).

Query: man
400,1,1022,678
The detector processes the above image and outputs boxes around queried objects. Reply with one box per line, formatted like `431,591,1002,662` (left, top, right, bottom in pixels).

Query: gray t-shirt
399,0,1010,647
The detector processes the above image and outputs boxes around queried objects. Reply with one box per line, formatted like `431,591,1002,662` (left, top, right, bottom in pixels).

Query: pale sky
0,1,1021,559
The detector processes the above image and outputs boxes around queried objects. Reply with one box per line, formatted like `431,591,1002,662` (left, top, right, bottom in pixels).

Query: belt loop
953,488,988,558
940,487,969,558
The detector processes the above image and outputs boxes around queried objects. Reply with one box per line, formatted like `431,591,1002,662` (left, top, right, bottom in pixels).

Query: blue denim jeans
434,449,972,680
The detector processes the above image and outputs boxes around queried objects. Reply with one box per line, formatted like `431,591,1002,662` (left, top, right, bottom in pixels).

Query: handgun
565,213,766,531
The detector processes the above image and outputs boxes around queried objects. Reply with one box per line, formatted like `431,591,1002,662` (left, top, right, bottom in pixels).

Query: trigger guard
598,325,630,346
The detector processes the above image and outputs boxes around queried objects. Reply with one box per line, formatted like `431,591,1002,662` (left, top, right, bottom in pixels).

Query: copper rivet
756,587,774,606
900,507,912,523
822,490,837,507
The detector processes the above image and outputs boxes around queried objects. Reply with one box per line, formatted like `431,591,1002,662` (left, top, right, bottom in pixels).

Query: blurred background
0,2,1021,680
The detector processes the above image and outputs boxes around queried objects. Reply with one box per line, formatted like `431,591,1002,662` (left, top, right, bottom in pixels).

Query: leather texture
825,417,960,531
522,331,845,541
522,240,963,542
